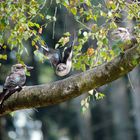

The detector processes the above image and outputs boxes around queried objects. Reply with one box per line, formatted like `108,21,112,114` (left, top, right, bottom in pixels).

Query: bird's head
56,64,66,71
12,64,33,72
111,27,131,41
56,63,71,77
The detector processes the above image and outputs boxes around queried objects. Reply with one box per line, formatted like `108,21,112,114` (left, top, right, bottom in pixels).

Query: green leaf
0,54,7,60
81,64,86,71
110,22,117,29
34,50,45,63
25,67,31,76
81,106,87,113
95,92,105,100
32,40,36,46
71,7,77,15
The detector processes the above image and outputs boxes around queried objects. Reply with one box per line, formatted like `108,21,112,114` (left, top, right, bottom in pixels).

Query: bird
41,43,73,77
111,27,131,41
111,27,137,51
56,46,73,77
0,64,33,108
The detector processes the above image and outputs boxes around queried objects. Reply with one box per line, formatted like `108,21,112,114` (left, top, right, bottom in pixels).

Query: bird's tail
0,89,8,107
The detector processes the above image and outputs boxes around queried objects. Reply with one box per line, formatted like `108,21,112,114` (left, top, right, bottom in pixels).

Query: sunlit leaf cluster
0,0,139,66
0,0,53,63
81,89,105,113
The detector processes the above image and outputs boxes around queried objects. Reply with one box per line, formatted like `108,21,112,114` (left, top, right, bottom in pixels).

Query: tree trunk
110,78,133,140
129,66,140,140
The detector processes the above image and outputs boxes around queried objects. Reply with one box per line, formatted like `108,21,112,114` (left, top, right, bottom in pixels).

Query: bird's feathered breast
4,71,26,89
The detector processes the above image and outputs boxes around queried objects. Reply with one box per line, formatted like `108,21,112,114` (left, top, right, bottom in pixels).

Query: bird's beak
26,66,34,71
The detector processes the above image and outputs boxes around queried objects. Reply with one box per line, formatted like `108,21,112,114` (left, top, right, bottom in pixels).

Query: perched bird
111,27,137,51
41,44,73,77
111,27,131,41
0,64,33,108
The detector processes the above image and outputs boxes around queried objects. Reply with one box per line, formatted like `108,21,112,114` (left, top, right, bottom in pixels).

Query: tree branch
0,44,140,116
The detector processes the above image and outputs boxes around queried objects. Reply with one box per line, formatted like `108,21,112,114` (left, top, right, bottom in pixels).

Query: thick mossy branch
0,44,140,116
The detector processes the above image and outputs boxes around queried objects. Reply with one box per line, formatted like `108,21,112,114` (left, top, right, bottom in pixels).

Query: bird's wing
62,45,73,64
61,34,75,64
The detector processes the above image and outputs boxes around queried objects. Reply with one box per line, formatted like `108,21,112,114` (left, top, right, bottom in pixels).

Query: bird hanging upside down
41,43,73,77
0,64,33,109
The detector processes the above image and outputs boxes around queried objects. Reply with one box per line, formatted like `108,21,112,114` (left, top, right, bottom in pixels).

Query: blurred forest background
0,0,140,140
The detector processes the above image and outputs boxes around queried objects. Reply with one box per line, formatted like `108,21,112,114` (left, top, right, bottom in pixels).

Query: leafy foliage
81,89,105,113
0,0,139,66
0,0,52,63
